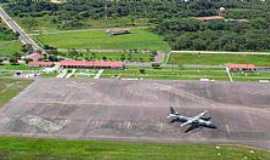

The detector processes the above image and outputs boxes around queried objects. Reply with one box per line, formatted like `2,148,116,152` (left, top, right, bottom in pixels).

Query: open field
14,16,150,33
35,29,170,51
1,79,270,149
58,51,154,62
169,53,270,66
0,40,22,57
102,67,229,80
102,67,270,81
0,78,31,108
0,64,38,70
0,137,269,160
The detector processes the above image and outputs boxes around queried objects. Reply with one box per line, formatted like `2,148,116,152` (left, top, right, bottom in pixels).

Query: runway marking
225,124,231,135
127,122,131,129
159,123,164,131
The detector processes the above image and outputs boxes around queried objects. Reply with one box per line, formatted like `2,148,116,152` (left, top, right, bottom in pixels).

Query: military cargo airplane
167,107,217,132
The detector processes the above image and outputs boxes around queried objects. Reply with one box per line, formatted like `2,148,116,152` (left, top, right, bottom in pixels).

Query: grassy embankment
168,53,270,66
102,67,228,80
0,137,269,160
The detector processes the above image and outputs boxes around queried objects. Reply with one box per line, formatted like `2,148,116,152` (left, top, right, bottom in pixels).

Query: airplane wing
180,111,208,127
180,120,193,127
194,110,208,120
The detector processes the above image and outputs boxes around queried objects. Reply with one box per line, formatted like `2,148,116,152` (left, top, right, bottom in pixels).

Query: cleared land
35,29,170,51
1,79,270,150
169,53,270,66
0,137,269,160
0,79,31,108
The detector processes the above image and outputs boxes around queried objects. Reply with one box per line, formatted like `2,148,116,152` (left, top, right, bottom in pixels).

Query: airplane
167,106,217,133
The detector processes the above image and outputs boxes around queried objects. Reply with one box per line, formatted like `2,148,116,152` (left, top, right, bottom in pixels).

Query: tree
139,68,145,74
120,54,126,61
152,63,161,69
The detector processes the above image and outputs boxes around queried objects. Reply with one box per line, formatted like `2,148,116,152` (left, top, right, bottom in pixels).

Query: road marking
226,67,233,82
225,124,231,135
94,69,104,79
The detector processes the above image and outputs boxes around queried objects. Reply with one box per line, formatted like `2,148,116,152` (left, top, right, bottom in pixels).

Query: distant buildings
227,64,256,72
60,60,125,69
106,28,130,36
28,61,54,68
194,16,225,22
25,52,44,62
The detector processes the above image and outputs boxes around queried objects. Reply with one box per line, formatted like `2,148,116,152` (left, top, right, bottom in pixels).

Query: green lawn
169,53,270,66
36,29,170,51
0,40,22,57
232,72,270,81
58,51,154,62
0,79,32,108
102,67,229,80
0,137,269,160
101,67,270,81
0,64,38,70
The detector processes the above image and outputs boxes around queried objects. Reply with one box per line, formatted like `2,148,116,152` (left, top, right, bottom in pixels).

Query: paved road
0,6,44,52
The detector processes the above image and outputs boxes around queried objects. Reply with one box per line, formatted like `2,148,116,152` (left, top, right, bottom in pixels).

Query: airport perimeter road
0,6,44,52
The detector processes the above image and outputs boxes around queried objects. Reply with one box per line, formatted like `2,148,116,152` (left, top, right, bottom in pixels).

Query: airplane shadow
184,124,217,133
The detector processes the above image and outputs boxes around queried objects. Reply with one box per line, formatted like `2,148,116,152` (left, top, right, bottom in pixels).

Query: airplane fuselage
168,114,216,128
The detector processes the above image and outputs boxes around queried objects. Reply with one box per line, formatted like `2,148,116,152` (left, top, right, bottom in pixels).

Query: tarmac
0,78,270,149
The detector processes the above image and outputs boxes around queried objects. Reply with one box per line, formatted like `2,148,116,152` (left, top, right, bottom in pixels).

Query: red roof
227,64,256,69
29,61,54,67
26,52,44,62
60,60,124,69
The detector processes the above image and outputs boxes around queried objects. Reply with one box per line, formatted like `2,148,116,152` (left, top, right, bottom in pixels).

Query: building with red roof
28,61,55,68
195,16,225,22
26,52,44,62
60,60,125,69
227,64,256,72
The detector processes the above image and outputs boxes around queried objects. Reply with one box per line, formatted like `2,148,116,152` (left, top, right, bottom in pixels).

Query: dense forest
2,0,270,51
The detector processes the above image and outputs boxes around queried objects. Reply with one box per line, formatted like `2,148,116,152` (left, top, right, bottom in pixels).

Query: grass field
58,51,154,62
14,16,150,33
102,67,229,80
0,40,22,57
35,29,170,51
0,79,32,108
0,64,38,70
0,137,269,160
232,72,270,81
169,53,270,66
101,67,270,81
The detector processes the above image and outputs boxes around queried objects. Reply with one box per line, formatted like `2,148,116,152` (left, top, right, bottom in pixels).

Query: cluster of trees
3,0,270,51
4,0,253,29
155,18,270,51
0,25,17,41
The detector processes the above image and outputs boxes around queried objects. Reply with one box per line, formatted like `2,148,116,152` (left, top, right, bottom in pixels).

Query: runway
0,79,270,149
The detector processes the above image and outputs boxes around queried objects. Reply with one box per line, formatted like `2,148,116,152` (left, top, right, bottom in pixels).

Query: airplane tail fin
170,106,177,114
